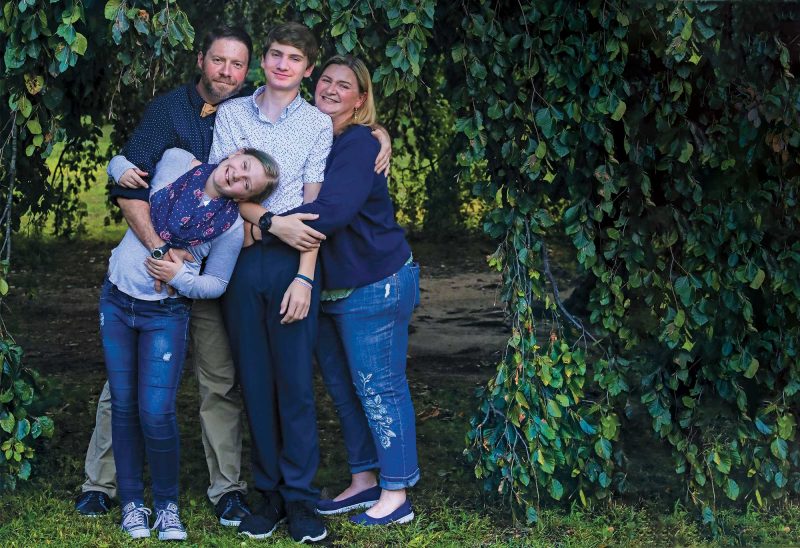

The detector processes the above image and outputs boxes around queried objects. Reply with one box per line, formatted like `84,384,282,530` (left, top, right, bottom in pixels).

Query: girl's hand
280,279,312,324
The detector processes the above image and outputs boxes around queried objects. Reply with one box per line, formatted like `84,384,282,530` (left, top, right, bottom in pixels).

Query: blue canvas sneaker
152,502,187,541
120,501,152,539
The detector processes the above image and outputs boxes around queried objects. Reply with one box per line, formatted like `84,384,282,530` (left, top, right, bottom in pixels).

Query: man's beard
200,74,239,103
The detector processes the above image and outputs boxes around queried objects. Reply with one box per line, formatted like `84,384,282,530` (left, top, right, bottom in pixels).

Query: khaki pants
82,298,246,504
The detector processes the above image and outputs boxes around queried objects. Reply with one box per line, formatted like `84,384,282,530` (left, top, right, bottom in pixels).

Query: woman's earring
353,106,359,119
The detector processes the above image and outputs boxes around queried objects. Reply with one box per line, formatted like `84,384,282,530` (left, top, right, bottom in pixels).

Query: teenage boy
76,26,264,527
208,22,332,543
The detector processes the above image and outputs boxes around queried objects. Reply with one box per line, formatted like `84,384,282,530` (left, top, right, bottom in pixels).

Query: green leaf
15,419,30,440
678,142,694,163
104,0,122,20
72,32,87,55
611,100,626,121
25,118,41,135
743,357,759,379
548,478,564,500
724,478,739,500
594,438,612,460
535,108,554,139
749,268,765,290
777,415,795,440
17,96,32,118
0,412,15,433
771,438,788,460
17,459,31,480
37,416,54,438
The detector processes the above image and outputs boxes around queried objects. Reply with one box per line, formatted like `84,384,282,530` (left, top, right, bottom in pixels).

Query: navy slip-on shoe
349,499,414,526
316,485,382,515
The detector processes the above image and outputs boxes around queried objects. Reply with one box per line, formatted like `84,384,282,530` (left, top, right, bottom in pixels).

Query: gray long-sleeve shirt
106,148,244,300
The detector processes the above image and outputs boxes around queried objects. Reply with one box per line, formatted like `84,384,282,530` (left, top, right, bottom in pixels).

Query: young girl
100,147,277,541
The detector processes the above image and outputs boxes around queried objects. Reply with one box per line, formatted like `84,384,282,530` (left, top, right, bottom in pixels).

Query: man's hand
270,213,325,252
372,125,392,177
280,279,312,324
118,167,150,189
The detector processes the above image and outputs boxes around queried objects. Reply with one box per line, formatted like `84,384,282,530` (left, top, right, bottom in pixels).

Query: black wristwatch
151,243,171,260
258,211,275,233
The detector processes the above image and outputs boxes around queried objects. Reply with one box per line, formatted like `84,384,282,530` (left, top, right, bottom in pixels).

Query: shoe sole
123,528,151,539
158,530,188,541
295,528,328,543
238,517,286,539
316,500,377,515
219,517,242,527
394,511,415,525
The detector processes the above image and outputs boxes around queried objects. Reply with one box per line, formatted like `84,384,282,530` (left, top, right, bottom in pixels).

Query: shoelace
122,506,152,529
225,491,246,512
82,492,108,509
152,507,183,531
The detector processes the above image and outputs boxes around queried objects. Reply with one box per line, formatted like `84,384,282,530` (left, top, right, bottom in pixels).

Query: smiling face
208,153,273,202
261,42,314,93
196,38,250,104
314,63,367,134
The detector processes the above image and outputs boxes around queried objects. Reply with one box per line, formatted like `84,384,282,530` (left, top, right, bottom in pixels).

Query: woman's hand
280,279,312,324
146,254,184,285
372,125,392,177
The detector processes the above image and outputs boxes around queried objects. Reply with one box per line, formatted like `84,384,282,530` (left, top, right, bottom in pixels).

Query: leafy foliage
459,0,800,529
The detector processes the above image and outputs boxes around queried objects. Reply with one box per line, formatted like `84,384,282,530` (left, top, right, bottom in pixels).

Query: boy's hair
263,22,319,66
240,147,279,203
321,55,377,129
201,25,254,65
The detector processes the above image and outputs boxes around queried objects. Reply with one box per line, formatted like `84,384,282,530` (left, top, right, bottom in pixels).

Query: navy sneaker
316,485,381,515
287,500,327,543
75,490,113,517
152,502,187,541
349,499,414,526
238,491,286,539
120,501,152,539
215,490,251,527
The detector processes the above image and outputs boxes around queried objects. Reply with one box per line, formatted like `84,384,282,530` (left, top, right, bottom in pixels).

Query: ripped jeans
99,278,191,507
316,262,421,490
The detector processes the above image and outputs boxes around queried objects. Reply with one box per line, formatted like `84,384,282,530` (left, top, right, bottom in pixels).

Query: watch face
152,248,165,260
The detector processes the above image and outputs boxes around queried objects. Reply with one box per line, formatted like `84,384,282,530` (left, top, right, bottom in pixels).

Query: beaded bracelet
294,273,314,285
293,278,313,290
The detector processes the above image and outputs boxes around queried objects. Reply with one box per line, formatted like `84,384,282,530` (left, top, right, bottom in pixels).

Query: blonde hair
320,55,376,129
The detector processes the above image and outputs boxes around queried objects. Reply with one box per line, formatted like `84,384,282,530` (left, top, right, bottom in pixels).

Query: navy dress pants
222,242,321,503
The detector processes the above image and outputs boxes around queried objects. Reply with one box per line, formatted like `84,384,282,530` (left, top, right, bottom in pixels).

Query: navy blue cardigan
283,124,411,290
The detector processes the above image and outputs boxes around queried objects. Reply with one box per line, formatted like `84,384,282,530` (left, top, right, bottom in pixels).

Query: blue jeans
99,279,191,507
316,262,420,490
221,242,321,502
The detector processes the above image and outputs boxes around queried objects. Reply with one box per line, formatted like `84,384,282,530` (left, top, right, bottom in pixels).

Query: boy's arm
278,181,321,324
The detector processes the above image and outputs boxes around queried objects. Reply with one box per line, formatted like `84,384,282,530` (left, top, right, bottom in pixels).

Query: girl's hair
320,54,376,129
240,147,279,203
